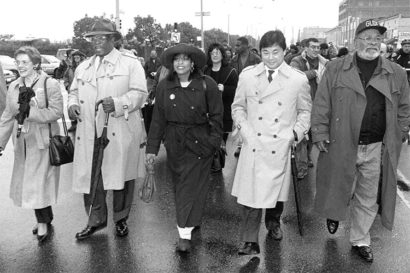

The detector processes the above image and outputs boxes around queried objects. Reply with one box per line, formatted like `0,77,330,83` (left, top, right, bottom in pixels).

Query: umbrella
88,101,110,215
16,85,36,137
291,143,304,236
139,161,156,203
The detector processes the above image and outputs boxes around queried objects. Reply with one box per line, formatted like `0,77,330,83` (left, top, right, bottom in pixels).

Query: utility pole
200,0,204,49
227,14,230,45
115,0,121,31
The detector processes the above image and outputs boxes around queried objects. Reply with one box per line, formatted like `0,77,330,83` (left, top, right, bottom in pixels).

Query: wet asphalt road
1,120,410,272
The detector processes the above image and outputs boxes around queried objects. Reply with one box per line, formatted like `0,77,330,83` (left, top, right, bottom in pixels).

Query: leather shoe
238,242,260,255
115,219,129,237
75,224,106,240
352,245,374,262
326,219,339,234
268,225,283,240
176,238,191,252
37,231,49,243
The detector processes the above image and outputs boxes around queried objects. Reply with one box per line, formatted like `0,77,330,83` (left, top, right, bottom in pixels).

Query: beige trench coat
68,49,147,193
0,72,63,209
231,62,311,208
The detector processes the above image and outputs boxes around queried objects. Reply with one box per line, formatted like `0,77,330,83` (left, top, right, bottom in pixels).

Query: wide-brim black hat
161,43,206,69
84,19,122,38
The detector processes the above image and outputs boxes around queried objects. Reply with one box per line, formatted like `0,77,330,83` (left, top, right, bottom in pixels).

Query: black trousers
240,202,284,243
34,206,53,224
83,177,135,227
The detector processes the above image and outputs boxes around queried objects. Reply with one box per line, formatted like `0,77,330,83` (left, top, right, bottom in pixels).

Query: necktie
268,70,275,83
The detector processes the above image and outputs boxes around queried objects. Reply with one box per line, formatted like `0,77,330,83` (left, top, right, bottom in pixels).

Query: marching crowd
0,17,410,265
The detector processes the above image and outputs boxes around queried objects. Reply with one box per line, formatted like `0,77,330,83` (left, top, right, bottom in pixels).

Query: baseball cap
355,19,387,36
401,39,410,45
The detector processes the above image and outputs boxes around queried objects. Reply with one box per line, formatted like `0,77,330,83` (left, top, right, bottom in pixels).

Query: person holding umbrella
68,19,148,240
146,43,223,252
231,30,311,255
0,46,63,242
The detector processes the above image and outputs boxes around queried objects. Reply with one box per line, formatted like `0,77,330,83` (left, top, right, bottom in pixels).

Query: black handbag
44,78,74,166
211,143,227,173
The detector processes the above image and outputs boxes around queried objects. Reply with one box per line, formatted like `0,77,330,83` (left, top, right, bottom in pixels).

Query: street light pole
115,0,121,31
200,0,204,49
227,14,230,45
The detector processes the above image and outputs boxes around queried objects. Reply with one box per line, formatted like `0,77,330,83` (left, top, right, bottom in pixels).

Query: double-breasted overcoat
231,62,311,208
68,49,148,193
0,72,63,208
311,54,410,230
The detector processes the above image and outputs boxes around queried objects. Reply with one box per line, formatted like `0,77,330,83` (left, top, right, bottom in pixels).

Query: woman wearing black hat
146,43,223,252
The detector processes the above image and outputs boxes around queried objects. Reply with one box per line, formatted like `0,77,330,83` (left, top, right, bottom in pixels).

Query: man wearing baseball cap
312,19,410,262
393,39,410,82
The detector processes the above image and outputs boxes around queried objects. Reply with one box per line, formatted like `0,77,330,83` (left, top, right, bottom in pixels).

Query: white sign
195,11,210,16
171,32,180,43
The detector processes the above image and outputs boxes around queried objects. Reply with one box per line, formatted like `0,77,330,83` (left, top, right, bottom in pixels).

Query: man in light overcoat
68,19,147,240
231,30,311,255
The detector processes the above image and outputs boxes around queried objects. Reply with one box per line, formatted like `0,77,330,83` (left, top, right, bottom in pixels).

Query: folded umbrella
139,161,156,203
88,101,110,215
291,144,304,236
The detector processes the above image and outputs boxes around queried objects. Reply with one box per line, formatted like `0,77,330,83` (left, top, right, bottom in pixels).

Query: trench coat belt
167,121,208,129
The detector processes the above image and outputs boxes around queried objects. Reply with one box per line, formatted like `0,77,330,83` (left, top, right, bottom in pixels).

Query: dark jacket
230,51,261,75
204,65,238,132
144,57,161,79
311,54,410,230
393,49,410,79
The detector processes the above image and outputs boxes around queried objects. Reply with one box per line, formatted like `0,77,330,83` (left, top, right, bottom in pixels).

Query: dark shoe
326,219,339,234
234,147,241,158
75,224,107,240
115,219,129,237
238,242,260,255
267,225,283,240
352,245,374,262
176,238,191,253
37,231,49,243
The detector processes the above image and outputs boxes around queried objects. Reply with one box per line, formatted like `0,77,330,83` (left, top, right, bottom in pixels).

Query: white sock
177,226,194,240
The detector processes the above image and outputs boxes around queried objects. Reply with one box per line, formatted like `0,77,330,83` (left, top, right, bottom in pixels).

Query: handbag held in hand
44,77,74,166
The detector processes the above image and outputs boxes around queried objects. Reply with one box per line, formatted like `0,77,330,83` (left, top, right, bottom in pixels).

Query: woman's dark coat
204,65,238,132
146,74,223,227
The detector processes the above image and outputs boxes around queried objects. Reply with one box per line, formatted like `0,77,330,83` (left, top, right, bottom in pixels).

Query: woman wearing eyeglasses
146,43,223,252
204,43,238,148
0,46,63,243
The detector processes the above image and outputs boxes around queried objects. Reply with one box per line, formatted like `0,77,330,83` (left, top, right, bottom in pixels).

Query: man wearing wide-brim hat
68,18,148,240
312,18,410,262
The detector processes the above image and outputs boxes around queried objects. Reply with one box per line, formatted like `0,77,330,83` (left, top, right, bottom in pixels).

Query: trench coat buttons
81,82,85,86
258,117,262,120
191,106,195,110
80,100,84,104
257,133,261,136
275,118,279,122
273,135,277,138
77,136,80,140
195,140,198,144
112,133,115,136
198,156,201,159
109,76,114,80
259,101,263,104
336,118,340,122
278,102,282,106
173,104,176,107
252,149,256,152
272,151,276,154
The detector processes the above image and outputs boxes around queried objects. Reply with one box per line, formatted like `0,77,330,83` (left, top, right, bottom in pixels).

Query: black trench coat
146,74,223,227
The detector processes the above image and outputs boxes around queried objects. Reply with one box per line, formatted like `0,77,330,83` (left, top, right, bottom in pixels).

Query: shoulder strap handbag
44,77,74,166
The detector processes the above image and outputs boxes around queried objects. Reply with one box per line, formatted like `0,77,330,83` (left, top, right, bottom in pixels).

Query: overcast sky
1,0,341,42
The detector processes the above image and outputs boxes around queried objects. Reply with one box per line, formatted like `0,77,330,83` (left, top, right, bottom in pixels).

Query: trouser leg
34,206,53,224
83,172,108,227
240,205,262,243
265,201,284,230
113,179,135,223
350,142,382,246
222,132,229,144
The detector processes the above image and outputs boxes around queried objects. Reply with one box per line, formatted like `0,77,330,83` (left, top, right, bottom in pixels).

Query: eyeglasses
15,60,33,67
86,35,110,43
173,56,190,62
357,36,383,43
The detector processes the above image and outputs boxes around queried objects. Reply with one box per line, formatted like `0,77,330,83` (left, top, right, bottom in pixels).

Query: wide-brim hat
355,19,387,36
84,19,122,38
161,43,206,69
